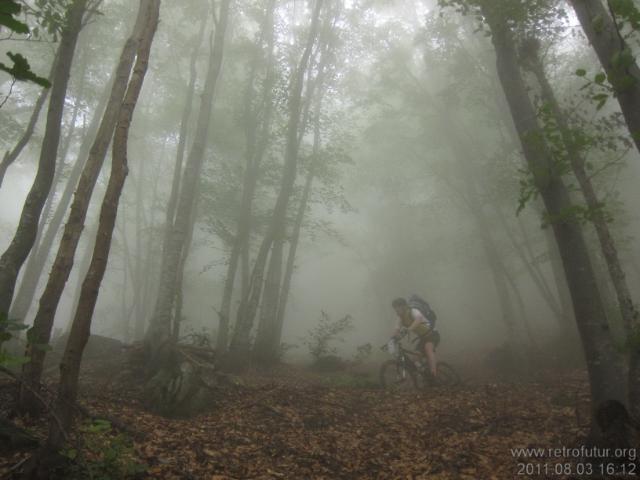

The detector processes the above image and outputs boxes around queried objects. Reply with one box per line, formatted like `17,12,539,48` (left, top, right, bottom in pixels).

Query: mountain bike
379,334,460,391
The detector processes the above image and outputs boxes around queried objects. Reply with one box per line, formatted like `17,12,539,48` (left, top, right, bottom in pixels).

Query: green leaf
575,68,587,77
594,72,607,84
0,15,29,34
593,92,609,110
0,52,51,88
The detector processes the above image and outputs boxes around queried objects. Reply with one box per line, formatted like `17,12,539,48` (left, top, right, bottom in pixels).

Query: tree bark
9,58,93,324
0,53,57,189
482,4,626,435
156,12,208,329
494,208,565,323
217,0,277,353
0,0,87,321
43,0,159,459
523,38,640,418
540,219,577,335
18,1,148,414
145,0,232,365
172,184,199,341
268,112,321,359
218,0,277,349
412,71,527,347
568,0,640,153
229,0,324,366
249,1,326,363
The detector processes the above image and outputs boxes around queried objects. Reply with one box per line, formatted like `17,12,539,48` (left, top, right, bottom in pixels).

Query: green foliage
302,311,353,361
0,52,50,87
0,312,29,368
0,0,29,33
62,419,146,480
0,0,51,87
29,0,74,41
610,0,640,32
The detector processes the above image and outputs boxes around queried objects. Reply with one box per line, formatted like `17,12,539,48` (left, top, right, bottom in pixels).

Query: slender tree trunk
68,223,96,326
250,0,326,363
217,0,277,353
525,38,640,418
414,76,527,347
172,185,199,341
18,2,148,414
145,0,232,364
269,118,321,359
9,64,88,323
483,5,626,436
264,20,339,358
0,0,87,321
230,0,324,366
524,37,638,327
568,0,640,153
540,219,577,335
494,208,565,323
0,53,57,188
42,0,158,462
501,264,538,349
156,13,207,306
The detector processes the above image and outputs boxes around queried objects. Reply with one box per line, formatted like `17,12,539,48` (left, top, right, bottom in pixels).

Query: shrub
302,311,353,362
62,419,146,480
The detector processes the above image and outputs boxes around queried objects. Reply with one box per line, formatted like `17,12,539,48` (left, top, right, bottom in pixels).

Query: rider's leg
424,341,437,377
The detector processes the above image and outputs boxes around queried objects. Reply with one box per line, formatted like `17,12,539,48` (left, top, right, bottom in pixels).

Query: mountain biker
392,297,438,377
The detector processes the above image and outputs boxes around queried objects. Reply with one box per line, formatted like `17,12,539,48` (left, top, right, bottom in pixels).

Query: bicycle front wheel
379,360,417,391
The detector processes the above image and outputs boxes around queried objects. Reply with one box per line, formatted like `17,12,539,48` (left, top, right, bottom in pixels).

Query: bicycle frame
383,337,421,370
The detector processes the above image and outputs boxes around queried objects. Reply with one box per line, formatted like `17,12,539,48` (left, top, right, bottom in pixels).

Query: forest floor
0,356,608,480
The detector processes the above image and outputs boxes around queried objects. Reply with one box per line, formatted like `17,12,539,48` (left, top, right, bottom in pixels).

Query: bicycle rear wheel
434,362,460,387
379,360,417,391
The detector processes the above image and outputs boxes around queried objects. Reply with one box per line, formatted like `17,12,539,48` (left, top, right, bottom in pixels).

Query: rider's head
392,297,408,317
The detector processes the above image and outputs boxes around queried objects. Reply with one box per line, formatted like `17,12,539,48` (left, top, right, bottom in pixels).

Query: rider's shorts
415,330,440,352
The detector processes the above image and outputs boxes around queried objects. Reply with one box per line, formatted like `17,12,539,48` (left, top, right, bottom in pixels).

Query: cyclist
391,297,439,377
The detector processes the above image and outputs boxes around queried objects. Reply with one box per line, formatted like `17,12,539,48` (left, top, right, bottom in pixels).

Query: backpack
407,294,437,328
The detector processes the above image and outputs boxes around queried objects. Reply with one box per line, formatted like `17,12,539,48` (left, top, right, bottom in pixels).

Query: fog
2,0,640,476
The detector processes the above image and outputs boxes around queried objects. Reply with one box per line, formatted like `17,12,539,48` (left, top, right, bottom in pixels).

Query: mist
1,0,640,478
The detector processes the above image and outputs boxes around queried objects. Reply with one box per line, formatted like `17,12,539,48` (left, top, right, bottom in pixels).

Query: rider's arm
392,318,402,338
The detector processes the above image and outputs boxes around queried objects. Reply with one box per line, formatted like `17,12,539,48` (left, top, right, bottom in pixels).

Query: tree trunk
0,54,56,188
9,59,92,323
414,75,527,347
483,4,626,436
268,122,320,360
257,17,339,361
0,0,87,321
18,1,149,414
494,208,565,323
43,0,159,461
217,0,277,353
145,0,232,366
229,0,324,367
540,219,577,335
156,12,207,327
8,76,113,325
568,0,640,153
172,185,199,341
523,39,640,418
